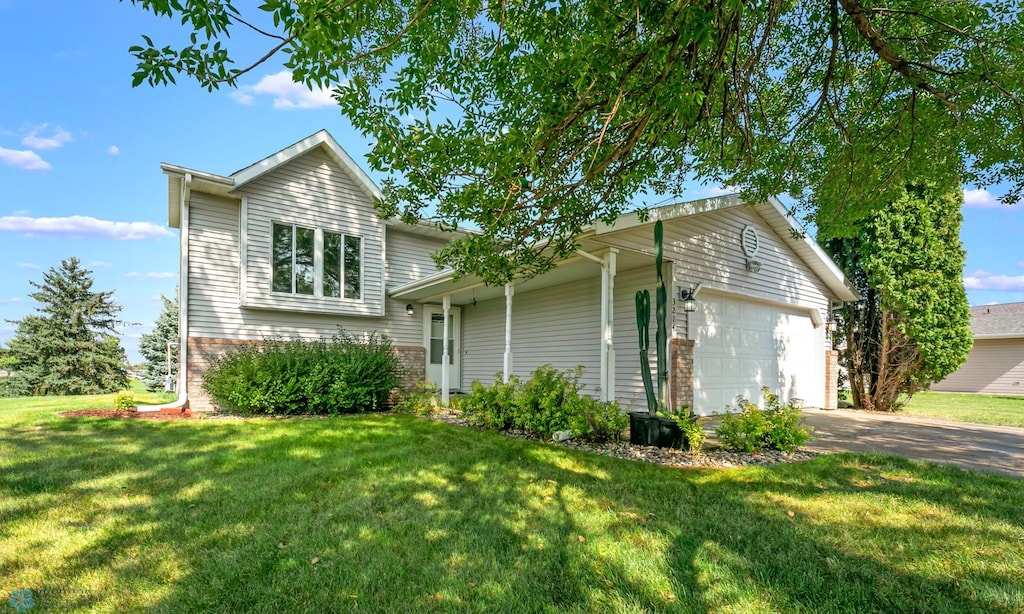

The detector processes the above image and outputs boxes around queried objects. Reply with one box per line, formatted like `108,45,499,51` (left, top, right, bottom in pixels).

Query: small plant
568,395,628,442
455,375,521,430
512,365,584,438
716,387,812,453
394,380,440,415
676,414,706,454
114,390,136,411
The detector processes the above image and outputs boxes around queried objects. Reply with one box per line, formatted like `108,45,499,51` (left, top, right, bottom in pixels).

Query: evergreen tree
824,185,972,412
5,257,128,395
138,294,179,392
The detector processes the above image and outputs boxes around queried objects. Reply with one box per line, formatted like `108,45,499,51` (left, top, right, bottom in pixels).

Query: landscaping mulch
426,408,821,470
58,408,195,420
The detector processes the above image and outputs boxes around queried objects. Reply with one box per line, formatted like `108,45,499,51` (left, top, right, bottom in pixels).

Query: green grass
900,392,1024,429
1,396,1022,612
0,380,177,413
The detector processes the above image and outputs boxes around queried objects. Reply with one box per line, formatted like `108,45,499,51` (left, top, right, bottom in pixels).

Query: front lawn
901,391,1024,429
1,398,1021,612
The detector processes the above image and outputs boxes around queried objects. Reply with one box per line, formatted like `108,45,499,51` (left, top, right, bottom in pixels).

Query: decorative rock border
426,408,821,470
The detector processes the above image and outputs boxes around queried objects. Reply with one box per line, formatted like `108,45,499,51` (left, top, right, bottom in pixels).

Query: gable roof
970,302,1024,338
594,194,860,302
161,130,382,228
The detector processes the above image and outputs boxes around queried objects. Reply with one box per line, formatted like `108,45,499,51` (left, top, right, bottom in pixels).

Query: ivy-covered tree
5,257,128,395
138,294,179,392
824,185,972,412
125,0,1024,283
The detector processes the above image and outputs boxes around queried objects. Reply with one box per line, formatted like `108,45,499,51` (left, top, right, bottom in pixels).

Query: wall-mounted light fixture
680,282,702,313
406,304,415,316
744,259,762,273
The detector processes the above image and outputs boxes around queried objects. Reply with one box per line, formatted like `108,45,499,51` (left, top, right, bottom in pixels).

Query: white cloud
963,270,1024,292
231,71,335,109
107,145,120,156
962,188,1021,208
0,215,173,240
17,262,39,269
125,271,176,280
88,260,112,268
0,147,50,171
21,124,72,150
0,297,21,304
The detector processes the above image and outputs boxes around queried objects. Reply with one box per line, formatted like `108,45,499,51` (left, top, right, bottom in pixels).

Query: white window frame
269,220,364,303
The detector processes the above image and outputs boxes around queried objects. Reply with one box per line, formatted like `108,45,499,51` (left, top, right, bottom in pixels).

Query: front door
424,306,461,391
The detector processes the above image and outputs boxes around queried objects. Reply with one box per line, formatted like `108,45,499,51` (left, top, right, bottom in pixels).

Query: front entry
424,305,461,391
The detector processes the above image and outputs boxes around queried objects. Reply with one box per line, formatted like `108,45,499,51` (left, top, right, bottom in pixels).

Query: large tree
823,185,972,412
138,293,179,392
5,257,128,395
127,0,1024,283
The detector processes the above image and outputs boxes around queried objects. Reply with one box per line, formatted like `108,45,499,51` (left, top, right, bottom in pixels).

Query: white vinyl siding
186,196,446,347
238,147,384,316
612,266,668,412
932,338,1024,395
603,205,832,340
462,275,602,393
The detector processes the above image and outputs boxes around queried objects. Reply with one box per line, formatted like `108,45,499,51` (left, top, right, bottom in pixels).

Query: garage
691,292,825,415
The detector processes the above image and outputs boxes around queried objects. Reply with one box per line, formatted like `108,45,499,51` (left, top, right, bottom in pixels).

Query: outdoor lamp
406,304,415,316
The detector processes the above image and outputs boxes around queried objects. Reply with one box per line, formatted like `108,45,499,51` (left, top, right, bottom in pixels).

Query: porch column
441,294,451,406
604,249,617,401
503,283,514,383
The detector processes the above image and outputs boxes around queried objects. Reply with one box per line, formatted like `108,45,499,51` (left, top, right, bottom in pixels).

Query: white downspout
159,172,192,410
503,283,514,383
605,249,617,402
441,294,451,406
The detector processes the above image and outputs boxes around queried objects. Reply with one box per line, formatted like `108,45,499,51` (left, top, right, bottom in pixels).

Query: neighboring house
162,130,858,414
932,303,1024,396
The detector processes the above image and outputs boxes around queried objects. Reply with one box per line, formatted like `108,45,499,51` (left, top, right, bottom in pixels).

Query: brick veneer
670,338,695,412
185,337,426,412
824,349,839,410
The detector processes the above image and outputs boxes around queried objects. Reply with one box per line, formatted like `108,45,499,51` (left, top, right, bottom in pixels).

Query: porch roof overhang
389,244,653,304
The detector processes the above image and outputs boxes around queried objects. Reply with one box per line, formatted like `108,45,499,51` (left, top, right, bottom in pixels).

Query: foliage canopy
128,0,1024,283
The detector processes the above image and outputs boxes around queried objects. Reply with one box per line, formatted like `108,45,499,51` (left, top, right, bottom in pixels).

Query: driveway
798,408,1024,479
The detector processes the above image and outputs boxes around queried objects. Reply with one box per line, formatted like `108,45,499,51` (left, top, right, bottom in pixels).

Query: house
161,130,858,414
931,303,1024,395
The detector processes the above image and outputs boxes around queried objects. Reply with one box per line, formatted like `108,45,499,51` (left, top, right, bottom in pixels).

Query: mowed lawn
901,392,1024,429
1,397,1022,612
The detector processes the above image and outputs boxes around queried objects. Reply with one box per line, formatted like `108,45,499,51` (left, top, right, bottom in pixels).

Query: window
272,222,362,300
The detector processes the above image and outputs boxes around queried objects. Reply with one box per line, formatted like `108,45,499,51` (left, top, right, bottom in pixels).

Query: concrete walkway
796,408,1024,479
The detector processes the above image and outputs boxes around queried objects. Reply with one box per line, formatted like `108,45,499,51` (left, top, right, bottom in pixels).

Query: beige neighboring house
932,303,1024,396
161,130,858,414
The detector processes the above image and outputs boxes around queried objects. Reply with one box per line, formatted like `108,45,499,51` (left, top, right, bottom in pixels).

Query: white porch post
441,294,451,406
503,283,514,383
604,249,617,401
599,261,609,401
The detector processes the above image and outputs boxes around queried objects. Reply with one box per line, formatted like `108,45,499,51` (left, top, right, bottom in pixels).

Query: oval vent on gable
740,225,760,257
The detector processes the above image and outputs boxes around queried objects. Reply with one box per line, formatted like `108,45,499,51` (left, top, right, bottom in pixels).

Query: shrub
716,387,812,453
455,376,520,430
457,365,628,442
202,329,400,415
114,390,135,410
512,365,584,438
567,395,628,442
394,380,440,415
677,415,707,454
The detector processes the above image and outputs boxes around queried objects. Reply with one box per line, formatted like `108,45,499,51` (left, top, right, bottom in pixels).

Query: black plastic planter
628,412,685,449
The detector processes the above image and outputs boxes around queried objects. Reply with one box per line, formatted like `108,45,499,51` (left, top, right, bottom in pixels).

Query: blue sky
1,0,1022,363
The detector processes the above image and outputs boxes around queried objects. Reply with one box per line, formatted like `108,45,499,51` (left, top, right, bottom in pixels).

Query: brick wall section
670,338,695,412
824,349,839,410
185,337,426,412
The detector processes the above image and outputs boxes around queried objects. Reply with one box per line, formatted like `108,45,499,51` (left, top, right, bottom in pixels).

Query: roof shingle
969,302,1024,337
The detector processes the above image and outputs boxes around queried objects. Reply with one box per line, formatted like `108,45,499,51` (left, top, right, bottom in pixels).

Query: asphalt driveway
797,408,1024,479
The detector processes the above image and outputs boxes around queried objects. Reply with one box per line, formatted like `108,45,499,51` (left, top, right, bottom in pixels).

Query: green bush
455,376,521,430
567,395,628,442
394,380,440,415
202,329,400,415
716,387,812,453
457,365,627,442
114,390,135,410
677,415,707,454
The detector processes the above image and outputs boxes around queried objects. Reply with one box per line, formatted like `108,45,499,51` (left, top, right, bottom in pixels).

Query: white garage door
691,293,823,415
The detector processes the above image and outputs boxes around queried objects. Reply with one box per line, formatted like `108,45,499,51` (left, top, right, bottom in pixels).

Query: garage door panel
692,295,823,415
